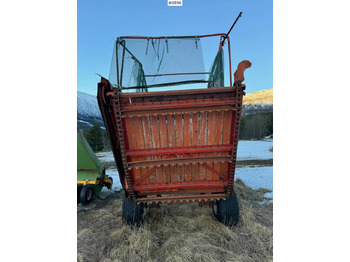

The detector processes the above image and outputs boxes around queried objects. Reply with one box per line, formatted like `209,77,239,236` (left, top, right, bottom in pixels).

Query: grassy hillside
243,89,273,105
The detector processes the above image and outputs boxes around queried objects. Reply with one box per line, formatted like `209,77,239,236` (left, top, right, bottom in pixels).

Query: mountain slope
242,89,273,116
77,91,104,129
243,89,273,105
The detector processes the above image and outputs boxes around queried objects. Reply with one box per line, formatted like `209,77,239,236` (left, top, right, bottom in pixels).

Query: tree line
239,112,273,140
83,123,110,152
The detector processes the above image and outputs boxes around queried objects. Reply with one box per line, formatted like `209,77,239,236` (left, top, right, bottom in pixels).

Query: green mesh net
108,35,229,92
208,48,224,88
109,37,207,92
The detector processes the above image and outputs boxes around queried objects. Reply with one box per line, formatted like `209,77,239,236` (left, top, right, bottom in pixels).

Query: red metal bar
127,144,233,157
128,155,232,169
136,193,227,203
183,152,228,181
200,163,228,181
121,33,226,40
134,155,174,185
134,181,228,191
227,35,232,87
122,101,234,111
134,166,159,186
122,98,235,112
227,105,236,182
122,105,235,118
121,97,234,107
119,86,237,98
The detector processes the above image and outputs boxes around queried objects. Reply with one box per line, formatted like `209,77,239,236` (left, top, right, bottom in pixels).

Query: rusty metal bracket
234,60,252,86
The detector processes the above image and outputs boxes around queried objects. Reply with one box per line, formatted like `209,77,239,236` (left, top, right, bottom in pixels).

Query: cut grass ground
77,179,273,262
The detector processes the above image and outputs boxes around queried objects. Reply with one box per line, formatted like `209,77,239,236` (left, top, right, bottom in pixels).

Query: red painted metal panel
199,111,207,180
150,115,162,183
191,112,200,181
167,114,176,182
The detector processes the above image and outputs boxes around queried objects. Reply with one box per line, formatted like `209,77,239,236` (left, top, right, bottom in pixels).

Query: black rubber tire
80,185,93,205
106,177,113,190
122,194,144,225
77,185,83,204
213,191,239,227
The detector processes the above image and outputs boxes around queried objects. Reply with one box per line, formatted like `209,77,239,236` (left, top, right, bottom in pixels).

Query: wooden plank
158,115,169,183
167,114,176,182
142,116,156,184
213,111,224,180
124,116,140,182
150,115,162,184
133,116,148,184
198,112,207,181
183,113,192,182
221,110,233,176
206,111,216,180
175,113,184,182
191,112,199,181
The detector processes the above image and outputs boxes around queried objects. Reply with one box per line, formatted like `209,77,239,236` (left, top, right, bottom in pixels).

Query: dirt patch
78,181,272,262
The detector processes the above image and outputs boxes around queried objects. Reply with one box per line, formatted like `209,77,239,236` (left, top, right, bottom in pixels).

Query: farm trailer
97,32,251,226
77,129,113,205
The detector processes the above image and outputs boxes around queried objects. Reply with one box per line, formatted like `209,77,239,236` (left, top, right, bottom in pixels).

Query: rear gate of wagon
98,80,246,205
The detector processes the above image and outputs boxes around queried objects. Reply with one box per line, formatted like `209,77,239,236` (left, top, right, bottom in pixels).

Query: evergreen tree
86,123,104,152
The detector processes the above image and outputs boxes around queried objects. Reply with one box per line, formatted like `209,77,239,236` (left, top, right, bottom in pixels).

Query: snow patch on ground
235,166,273,203
104,168,123,191
237,140,273,160
96,152,115,163
235,166,273,193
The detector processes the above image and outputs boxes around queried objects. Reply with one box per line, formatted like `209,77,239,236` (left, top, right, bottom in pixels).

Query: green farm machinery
77,129,113,205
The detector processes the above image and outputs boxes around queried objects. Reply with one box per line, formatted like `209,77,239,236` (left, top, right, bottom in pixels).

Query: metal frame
97,80,248,203
97,33,251,204
115,33,233,89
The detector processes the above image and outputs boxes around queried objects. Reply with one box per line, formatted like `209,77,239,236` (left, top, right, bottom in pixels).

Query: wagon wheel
213,191,239,227
122,194,144,225
77,185,83,204
80,185,93,205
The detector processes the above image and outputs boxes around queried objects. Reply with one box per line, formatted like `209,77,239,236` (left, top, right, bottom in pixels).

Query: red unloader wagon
97,32,251,226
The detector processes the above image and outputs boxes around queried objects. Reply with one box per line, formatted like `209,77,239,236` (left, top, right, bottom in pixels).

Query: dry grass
78,180,273,262
243,89,273,105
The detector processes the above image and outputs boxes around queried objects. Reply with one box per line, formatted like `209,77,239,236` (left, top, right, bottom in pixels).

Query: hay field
77,179,272,262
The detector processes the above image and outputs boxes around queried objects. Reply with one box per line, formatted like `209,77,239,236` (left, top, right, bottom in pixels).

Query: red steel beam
134,154,174,185
121,105,234,117
183,152,228,181
200,163,228,181
128,156,232,169
119,86,237,98
121,99,235,112
121,33,226,40
136,193,227,203
134,181,227,191
126,144,233,157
